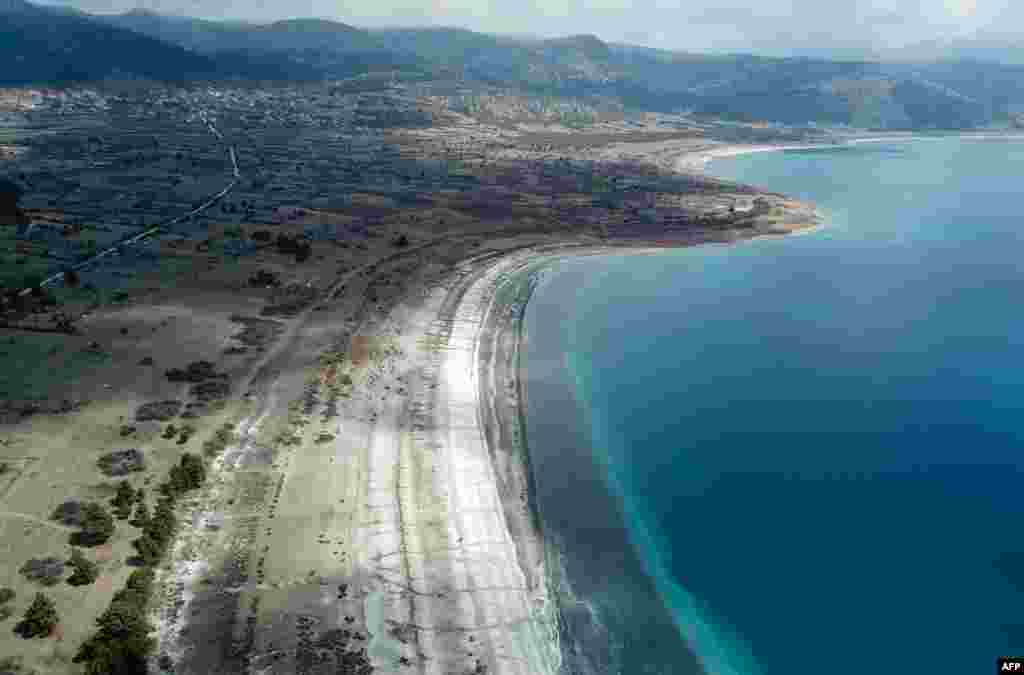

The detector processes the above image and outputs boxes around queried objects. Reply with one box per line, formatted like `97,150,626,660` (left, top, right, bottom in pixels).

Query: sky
41,0,1023,55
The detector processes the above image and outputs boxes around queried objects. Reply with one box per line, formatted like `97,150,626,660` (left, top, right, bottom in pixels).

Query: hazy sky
43,0,1023,54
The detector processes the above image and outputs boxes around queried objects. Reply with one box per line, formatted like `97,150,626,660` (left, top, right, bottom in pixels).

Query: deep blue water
523,137,1024,675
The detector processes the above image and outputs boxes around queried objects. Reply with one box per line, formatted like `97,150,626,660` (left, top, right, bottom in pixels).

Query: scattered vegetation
176,424,196,445
274,234,312,262
229,314,284,348
159,453,206,498
74,568,155,673
129,500,151,530
111,481,137,520
202,422,238,458
67,547,99,586
14,593,58,639
19,557,64,587
134,400,182,422
97,448,146,476
78,447,210,672
190,379,230,403
70,502,115,547
51,499,84,526
164,360,217,383
248,269,281,288
0,587,14,623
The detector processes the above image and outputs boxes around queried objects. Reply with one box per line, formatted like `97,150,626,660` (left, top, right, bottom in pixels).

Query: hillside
98,9,424,79
0,0,220,85
8,1,1024,129
101,10,386,54
0,0,330,85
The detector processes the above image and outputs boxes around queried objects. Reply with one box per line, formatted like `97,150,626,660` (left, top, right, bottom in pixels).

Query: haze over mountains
5,0,1024,130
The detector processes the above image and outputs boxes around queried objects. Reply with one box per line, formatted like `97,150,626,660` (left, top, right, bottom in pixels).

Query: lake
523,136,1024,675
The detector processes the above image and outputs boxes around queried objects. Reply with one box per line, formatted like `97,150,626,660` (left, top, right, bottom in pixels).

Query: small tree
67,548,99,586
15,593,58,638
111,481,136,520
72,502,115,547
75,598,154,675
146,499,177,546
129,500,150,530
131,535,162,567
180,453,205,488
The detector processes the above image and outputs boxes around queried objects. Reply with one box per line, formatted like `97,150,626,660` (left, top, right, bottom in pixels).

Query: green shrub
67,548,99,586
14,593,57,638
71,503,115,547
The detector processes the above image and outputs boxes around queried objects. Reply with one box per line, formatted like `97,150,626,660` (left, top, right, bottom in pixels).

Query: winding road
19,108,242,296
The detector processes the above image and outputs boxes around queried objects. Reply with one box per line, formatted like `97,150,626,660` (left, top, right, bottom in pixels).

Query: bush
146,498,177,545
0,588,15,604
190,380,230,402
14,593,57,638
52,500,85,526
161,453,206,497
129,500,150,530
134,400,182,422
111,482,136,520
164,361,216,383
19,557,65,586
67,548,99,586
176,424,196,445
247,269,280,287
97,448,146,477
74,598,153,674
131,535,162,567
71,503,115,547
202,423,238,457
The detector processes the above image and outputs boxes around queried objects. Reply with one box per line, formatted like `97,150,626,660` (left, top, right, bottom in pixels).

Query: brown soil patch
93,544,114,563
94,573,114,596
350,336,370,367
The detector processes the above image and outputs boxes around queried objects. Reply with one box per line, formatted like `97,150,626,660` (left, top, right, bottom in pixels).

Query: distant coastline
677,131,1024,174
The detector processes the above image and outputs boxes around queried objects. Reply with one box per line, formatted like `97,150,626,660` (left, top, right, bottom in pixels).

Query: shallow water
524,137,1024,674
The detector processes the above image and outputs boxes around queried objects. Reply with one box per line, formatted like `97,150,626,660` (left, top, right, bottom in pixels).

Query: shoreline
678,131,1024,175
0,109,828,674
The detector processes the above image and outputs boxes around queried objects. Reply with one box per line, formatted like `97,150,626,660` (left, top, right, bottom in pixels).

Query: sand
0,122,825,674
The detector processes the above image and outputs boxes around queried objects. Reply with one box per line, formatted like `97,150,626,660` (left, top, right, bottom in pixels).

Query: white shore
674,142,836,173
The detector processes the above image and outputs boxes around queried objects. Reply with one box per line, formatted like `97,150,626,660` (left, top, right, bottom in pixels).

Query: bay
523,137,1024,674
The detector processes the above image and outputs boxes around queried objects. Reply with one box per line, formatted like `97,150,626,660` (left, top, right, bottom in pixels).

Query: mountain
97,9,423,79
0,0,225,85
373,27,1009,128
885,35,1024,67
0,0,331,85
7,2,1024,130
102,10,386,54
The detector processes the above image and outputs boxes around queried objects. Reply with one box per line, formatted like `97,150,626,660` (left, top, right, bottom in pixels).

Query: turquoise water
523,137,1024,674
